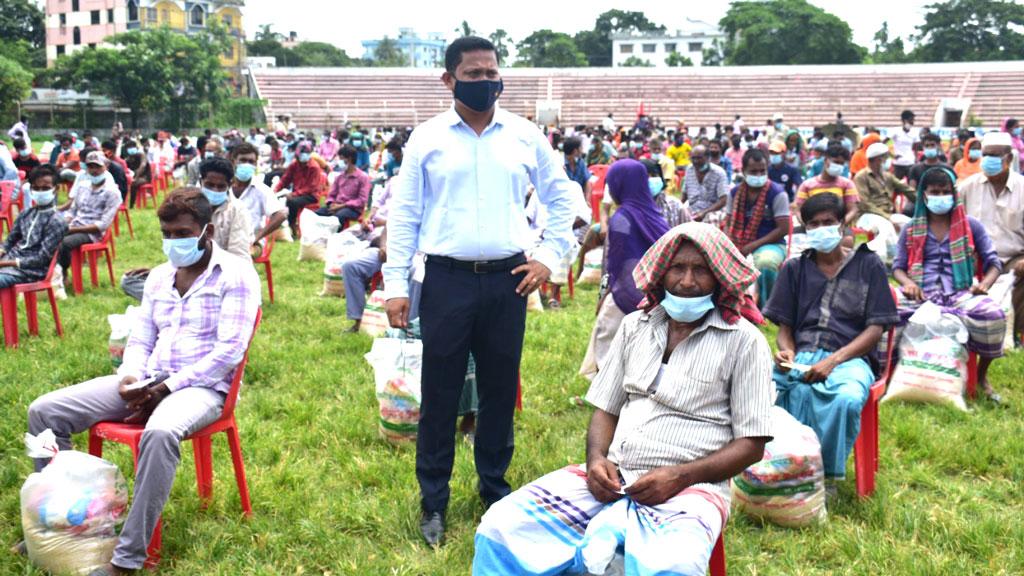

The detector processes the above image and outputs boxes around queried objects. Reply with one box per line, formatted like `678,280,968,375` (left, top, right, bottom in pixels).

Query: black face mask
454,78,504,113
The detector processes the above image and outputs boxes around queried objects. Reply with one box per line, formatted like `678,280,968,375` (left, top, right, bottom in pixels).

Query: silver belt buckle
473,261,490,274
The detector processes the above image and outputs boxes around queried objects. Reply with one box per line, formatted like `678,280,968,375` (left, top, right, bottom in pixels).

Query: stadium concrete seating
250,61,1024,131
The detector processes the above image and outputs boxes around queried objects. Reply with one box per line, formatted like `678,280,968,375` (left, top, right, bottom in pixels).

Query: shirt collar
445,102,507,130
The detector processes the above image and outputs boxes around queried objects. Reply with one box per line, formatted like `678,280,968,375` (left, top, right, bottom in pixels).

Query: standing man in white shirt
382,36,576,547
892,109,920,181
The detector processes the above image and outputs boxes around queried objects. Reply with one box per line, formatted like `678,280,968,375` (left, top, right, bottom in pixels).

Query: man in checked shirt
23,189,260,575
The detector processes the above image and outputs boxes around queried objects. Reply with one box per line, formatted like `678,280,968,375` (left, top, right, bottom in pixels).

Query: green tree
665,52,694,67
0,0,45,48
911,0,1024,62
291,42,352,67
0,55,32,116
870,21,910,64
621,55,654,67
702,39,725,66
457,20,475,37
372,36,408,67
489,29,512,64
515,30,587,67
53,26,230,127
719,0,866,65
575,10,666,67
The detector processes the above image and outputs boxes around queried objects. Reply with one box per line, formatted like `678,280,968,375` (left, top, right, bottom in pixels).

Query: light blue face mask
234,163,256,182
981,155,1004,176
826,162,845,177
204,151,216,160
923,147,939,159
648,177,664,197
89,172,106,186
661,292,715,323
770,154,783,165
807,224,842,253
126,147,139,155
163,224,208,268
298,152,311,163
30,189,55,206
969,149,982,160
1014,127,1022,137
202,186,228,207
745,173,768,188
925,194,954,215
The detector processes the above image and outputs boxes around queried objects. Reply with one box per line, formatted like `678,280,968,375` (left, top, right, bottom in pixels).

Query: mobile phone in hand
123,371,170,392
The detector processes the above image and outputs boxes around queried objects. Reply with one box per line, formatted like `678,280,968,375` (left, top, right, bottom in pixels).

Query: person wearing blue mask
475,222,772,576
795,142,860,225
57,150,121,275
198,157,254,262
682,145,729,226
382,36,577,548
273,140,327,236
908,132,950,191
229,142,286,253
728,148,791,305
961,130,1024,344
767,140,802,202
0,164,68,289
769,112,789,142
892,167,1006,403
24,188,260,576
766,193,898,490
642,159,688,228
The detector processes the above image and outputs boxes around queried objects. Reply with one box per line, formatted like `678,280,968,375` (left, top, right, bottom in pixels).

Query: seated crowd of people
2,104,1022,575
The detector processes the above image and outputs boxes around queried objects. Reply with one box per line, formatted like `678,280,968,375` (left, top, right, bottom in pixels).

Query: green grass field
1,207,1022,575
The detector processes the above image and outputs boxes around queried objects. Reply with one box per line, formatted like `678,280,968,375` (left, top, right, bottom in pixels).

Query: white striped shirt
585,306,774,499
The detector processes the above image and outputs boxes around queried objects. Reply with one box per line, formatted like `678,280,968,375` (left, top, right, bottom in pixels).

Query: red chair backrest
221,308,263,417
590,164,609,193
0,181,15,211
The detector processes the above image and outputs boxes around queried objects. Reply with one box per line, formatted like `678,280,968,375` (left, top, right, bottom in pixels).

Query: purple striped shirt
117,245,261,393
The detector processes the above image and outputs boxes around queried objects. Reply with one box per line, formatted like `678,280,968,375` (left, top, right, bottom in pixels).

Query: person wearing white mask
229,142,286,254
766,192,898,489
961,130,1024,342
794,142,860,225
853,141,917,230
58,151,121,273
198,157,254,262
22,188,259,576
0,165,68,288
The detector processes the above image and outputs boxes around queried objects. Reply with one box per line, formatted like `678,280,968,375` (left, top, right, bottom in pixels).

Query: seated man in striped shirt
23,189,260,575
474,223,774,576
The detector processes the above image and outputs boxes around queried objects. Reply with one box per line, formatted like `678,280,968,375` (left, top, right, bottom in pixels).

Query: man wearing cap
769,113,789,143
57,150,122,273
961,131,1024,340
893,110,921,181
767,140,803,201
853,142,916,227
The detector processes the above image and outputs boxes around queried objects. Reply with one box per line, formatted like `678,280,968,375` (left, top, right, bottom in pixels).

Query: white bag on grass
21,431,128,576
884,302,969,411
296,209,339,262
359,290,390,337
107,305,140,368
732,407,827,528
365,338,422,443
51,264,67,301
578,248,603,285
320,233,369,297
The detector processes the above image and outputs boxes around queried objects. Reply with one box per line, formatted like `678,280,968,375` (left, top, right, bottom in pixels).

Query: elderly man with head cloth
473,223,774,576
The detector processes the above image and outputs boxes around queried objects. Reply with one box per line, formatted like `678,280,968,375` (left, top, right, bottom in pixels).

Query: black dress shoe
419,510,446,547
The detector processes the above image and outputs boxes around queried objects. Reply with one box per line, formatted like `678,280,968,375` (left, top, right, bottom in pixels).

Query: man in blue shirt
562,136,591,199
767,140,803,201
382,36,576,547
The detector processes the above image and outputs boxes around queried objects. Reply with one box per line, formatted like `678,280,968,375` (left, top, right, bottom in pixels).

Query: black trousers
58,232,94,270
416,256,527,513
285,195,319,227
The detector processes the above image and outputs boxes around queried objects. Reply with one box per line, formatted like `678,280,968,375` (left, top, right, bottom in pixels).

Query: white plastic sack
732,407,827,528
578,248,603,285
359,290,390,338
21,433,128,575
296,209,339,262
107,305,140,368
987,271,1016,353
547,244,580,285
272,224,293,243
884,301,969,411
855,213,899,264
320,233,369,297
365,338,423,443
51,263,67,301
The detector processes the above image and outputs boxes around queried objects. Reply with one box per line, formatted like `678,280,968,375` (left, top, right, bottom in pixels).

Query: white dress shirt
234,180,285,235
382,104,576,299
961,171,1024,263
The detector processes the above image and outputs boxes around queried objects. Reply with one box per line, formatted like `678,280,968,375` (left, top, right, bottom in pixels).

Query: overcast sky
242,0,934,60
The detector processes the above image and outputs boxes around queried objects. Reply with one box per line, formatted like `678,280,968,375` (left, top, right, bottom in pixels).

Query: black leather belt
426,253,526,274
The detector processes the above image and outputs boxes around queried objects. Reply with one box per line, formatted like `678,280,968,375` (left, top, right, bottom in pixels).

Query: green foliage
371,37,409,67
457,20,475,37
0,0,45,48
620,55,654,68
665,52,694,67
0,38,44,74
0,55,32,115
515,30,587,68
51,26,231,128
247,25,355,67
489,29,512,65
871,21,911,64
576,9,666,67
290,42,352,67
911,0,1024,62
701,39,726,67
719,0,867,65
0,207,1023,574
210,98,266,129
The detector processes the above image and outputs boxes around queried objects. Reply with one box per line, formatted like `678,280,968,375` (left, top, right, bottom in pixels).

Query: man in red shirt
56,135,81,182
274,141,327,235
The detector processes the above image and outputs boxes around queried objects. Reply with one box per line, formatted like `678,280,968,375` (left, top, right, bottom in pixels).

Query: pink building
46,0,129,65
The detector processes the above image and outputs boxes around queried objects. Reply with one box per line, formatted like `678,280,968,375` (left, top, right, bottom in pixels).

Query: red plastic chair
113,201,135,239
0,181,16,236
965,353,978,398
253,232,276,304
88,309,262,568
0,252,63,348
851,288,898,499
135,182,158,209
589,164,609,222
70,227,115,295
